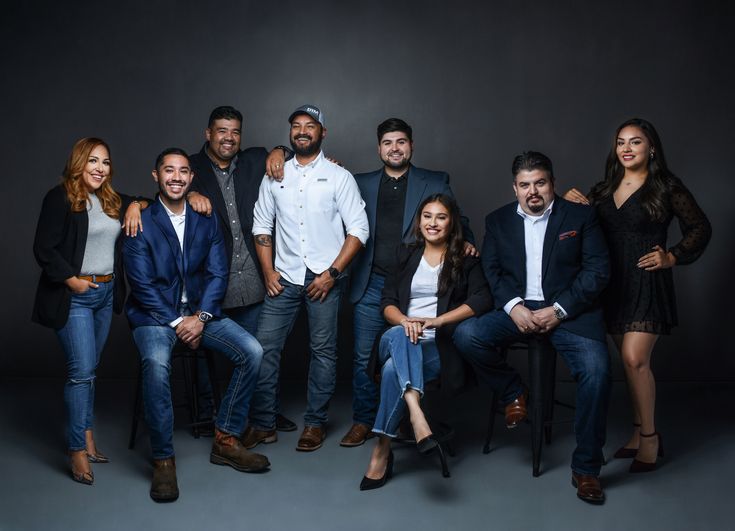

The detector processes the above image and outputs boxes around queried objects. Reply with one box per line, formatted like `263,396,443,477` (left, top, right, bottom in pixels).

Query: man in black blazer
453,151,611,504
341,118,477,447
185,106,297,432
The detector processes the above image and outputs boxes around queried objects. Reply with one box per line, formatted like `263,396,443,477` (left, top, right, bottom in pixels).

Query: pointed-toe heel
360,451,394,491
629,432,663,473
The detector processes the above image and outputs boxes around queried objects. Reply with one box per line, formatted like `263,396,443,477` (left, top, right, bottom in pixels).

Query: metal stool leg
483,391,499,454
528,337,555,477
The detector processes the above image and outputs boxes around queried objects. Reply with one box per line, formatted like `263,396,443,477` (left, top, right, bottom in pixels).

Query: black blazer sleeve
463,257,494,315
33,186,76,283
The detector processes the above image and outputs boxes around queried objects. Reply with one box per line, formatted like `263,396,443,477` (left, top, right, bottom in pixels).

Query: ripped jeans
55,281,113,451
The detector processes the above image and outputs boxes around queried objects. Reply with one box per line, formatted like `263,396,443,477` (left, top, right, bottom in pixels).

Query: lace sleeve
668,182,712,265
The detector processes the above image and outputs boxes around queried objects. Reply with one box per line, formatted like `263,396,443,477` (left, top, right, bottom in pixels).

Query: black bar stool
128,343,221,450
483,336,574,477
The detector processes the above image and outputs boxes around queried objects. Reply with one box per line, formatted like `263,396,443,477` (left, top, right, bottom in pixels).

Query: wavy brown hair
411,194,464,297
62,137,121,218
589,118,681,221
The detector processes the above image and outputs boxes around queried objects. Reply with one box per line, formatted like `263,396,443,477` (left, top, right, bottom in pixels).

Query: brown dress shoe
296,426,326,452
340,423,374,447
504,390,528,429
571,472,605,504
211,430,270,472
151,458,179,502
241,426,278,449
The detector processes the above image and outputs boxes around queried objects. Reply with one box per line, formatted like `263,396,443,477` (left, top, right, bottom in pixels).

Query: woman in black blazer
360,194,492,490
33,137,145,485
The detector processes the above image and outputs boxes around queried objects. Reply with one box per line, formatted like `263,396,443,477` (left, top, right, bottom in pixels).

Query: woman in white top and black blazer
360,193,492,490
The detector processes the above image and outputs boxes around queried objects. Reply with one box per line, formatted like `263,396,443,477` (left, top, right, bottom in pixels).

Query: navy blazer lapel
151,201,184,278
508,206,526,277
183,203,198,273
542,198,566,278
364,170,381,240
403,166,427,238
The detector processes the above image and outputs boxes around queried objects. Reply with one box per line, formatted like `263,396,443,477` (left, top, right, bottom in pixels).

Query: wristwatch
552,303,566,321
328,267,340,279
197,311,213,323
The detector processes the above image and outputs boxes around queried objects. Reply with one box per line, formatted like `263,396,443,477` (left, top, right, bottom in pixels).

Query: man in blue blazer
341,118,476,447
453,151,611,504
124,148,269,503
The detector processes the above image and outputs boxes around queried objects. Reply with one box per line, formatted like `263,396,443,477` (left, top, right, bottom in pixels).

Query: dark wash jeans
249,270,342,430
453,301,611,476
350,273,386,426
132,310,263,459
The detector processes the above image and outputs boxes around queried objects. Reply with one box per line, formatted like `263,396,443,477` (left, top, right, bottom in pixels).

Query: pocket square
559,230,577,240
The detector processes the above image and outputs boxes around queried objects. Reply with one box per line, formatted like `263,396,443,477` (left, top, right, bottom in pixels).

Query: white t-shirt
406,256,442,340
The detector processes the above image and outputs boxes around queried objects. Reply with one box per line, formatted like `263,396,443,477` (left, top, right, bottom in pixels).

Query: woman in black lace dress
565,118,711,472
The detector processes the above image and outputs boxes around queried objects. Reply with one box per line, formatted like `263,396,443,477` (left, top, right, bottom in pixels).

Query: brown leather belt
79,274,114,283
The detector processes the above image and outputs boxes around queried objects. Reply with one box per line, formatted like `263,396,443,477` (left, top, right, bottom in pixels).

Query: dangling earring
649,150,655,159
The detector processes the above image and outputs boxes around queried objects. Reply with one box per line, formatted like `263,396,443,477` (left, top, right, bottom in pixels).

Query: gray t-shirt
80,193,120,275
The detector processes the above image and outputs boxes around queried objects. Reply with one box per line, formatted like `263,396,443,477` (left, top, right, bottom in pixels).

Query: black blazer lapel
151,201,185,278
542,198,567,278
364,171,381,241
403,166,427,239
197,155,229,228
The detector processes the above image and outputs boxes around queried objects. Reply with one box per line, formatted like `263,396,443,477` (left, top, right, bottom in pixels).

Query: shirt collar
381,167,409,184
159,196,186,219
292,150,324,170
516,200,554,221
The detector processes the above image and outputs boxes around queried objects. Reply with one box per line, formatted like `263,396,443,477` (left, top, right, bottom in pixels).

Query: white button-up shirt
503,201,553,315
252,151,369,286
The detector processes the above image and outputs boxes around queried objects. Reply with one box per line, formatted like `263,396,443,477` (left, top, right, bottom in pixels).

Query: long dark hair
411,193,464,297
589,118,680,221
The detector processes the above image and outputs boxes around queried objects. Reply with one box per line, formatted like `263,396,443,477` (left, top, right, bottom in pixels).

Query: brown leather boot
211,429,270,472
150,458,178,502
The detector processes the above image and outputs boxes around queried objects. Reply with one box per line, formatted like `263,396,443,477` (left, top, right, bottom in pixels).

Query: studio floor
0,378,732,531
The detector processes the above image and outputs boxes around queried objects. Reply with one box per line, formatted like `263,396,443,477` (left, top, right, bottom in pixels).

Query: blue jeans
55,282,114,450
372,326,441,437
351,273,385,426
193,302,264,420
132,316,263,459
453,303,610,475
249,270,342,430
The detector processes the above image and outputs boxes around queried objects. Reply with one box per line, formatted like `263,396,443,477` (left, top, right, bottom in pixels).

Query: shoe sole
296,440,325,452
571,478,605,505
242,433,278,450
150,491,179,503
340,433,375,447
210,453,270,473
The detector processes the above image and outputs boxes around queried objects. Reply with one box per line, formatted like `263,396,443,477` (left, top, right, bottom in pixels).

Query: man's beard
382,153,410,172
290,134,323,157
526,196,546,213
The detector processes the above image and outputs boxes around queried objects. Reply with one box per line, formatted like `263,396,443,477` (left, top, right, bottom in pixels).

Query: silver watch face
198,312,212,323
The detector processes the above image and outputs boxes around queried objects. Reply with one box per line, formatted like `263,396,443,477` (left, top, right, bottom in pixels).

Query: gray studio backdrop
1,1,732,381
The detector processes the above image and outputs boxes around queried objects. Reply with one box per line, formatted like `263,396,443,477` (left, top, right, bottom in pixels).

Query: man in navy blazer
124,148,269,503
340,118,476,447
453,151,611,504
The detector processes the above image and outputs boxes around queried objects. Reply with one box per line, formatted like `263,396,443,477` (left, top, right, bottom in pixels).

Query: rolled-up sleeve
252,175,276,236
335,170,369,245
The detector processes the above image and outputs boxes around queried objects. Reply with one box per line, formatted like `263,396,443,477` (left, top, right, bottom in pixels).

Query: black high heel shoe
360,451,394,491
417,435,439,455
629,432,664,473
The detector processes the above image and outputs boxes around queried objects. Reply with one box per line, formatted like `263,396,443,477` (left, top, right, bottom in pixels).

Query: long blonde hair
62,137,121,218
